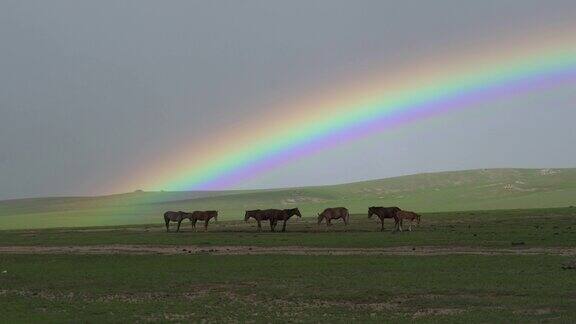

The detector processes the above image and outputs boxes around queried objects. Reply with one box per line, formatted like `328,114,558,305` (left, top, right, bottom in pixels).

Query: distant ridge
1,168,575,229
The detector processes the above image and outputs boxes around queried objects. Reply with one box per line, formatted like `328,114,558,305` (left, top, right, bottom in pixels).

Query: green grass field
1,207,575,247
1,207,576,322
1,168,575,230
2,169,576,322
2,254,575,322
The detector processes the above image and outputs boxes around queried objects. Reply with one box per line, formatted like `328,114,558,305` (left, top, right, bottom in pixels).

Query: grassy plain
0,207,574,248
1,168,576,322
1,207,576,322
2,254,575,322
1,168,575,230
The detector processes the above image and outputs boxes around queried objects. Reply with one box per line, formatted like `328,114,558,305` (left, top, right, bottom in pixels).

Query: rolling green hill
1,168,575,229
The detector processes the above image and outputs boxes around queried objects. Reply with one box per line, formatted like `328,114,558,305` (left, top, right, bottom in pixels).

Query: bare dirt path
1,245,576,256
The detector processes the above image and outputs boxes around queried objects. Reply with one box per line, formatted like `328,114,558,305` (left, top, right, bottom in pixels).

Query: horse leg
257,220,262,232
177,219,182,232
270,220,275,232
380,218,384,232
282,220,287,232
192,219,197,231
204,220,209,232
165,218,170,232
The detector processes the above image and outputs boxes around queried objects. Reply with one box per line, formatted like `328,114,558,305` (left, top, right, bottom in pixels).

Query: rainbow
120,31,576,192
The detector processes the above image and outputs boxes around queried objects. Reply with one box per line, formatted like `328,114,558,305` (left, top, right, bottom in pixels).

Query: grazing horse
395,210,421,232
317,207,350,227
367,206,401,231
189,210,218,231
163,211,192,232
268,208,302,232
244,209,269,231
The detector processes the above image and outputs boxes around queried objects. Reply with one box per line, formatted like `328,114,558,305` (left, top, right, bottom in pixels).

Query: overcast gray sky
1,0,575,199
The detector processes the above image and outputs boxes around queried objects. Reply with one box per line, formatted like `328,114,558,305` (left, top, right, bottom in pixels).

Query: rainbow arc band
143,51,576,191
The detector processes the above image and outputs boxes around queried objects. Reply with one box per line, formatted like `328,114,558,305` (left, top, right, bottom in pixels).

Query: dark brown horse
395,210,421,232
163,211,192,232
188,210,218,231
367,206,401,231
317,207,350,226
244,209,269,231
268,208,302,232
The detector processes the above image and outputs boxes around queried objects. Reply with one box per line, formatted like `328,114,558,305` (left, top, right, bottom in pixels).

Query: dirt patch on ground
0,283,254,303
1,245,576,256
412,308,465,318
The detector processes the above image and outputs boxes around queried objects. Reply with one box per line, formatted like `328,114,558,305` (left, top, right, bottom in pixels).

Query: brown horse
395,210,421,232
188,210,218,231
244,209,269,231
317,207,350,227
163,211,192,232
367,206,401,231
268,208,302,232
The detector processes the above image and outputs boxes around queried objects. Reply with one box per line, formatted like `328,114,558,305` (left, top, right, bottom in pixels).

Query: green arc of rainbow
122,40,576,192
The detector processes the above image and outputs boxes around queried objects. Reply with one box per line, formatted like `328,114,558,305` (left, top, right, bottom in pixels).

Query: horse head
244,210,260,222
281,208,301,220
367,207,376,218
289,208,302,218
178,211,190,220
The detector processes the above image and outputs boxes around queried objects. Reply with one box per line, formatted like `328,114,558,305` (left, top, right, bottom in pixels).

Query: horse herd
163,206,421,233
